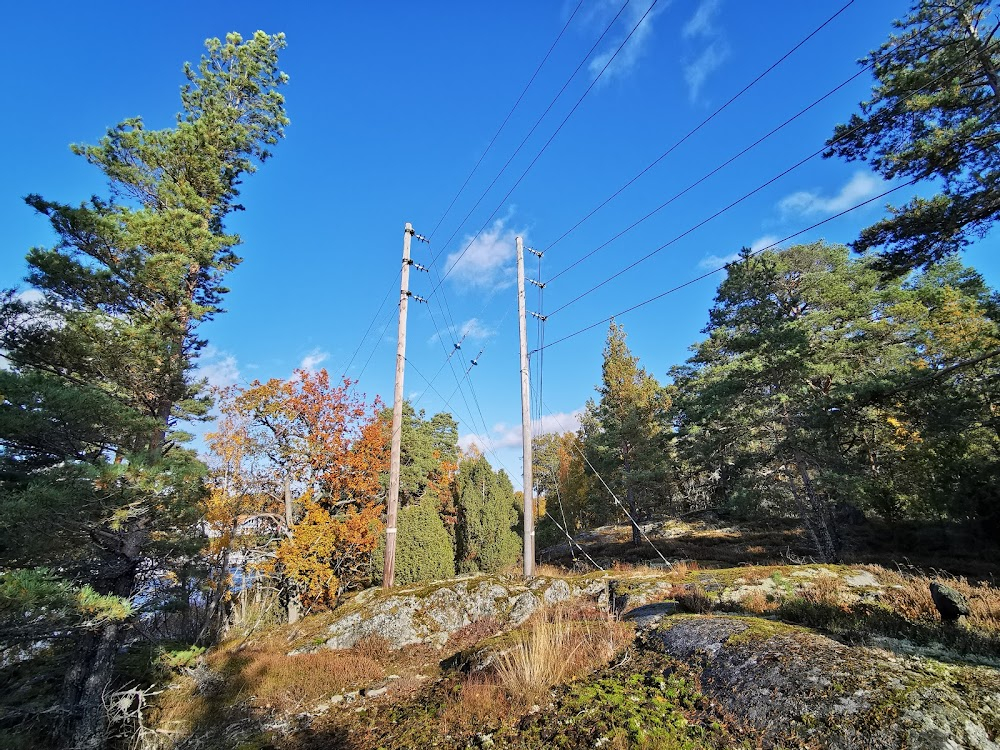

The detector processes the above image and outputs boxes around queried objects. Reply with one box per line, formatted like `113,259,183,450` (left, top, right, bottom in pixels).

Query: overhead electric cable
541,0,857,258
533,178,921,353
406,356,517,477
430,0,661,295
546,63,871,284
545,52,970,318
428,0,631,271
426,0,587,240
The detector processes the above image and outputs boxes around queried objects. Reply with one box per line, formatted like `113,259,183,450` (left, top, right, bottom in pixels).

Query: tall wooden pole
383,222,412,588
516,236,535,578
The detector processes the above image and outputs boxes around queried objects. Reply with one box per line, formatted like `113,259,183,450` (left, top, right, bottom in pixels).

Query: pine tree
826,0,1000,273
0,31,287,747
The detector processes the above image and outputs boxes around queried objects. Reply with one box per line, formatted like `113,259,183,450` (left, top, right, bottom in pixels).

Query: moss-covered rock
316,575,608,651
654,615,1000,749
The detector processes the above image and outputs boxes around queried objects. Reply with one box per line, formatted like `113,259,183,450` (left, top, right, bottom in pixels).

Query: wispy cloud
750,234,781,253
681,0,729,101
444,216,522,289
588,0,664,84
682,0,720,38
684,41,729,101
429,317,494,346
299,348,329,372
698,251,742,270
198,346,241,388
778,172,882,218
458,408,584,453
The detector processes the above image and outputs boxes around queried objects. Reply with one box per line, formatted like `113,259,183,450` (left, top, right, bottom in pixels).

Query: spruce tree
582,321,667,545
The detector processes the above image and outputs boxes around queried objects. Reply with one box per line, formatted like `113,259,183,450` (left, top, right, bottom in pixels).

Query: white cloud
684,40,729,101
444,216,522,289
681,0,729,101
698,251,742,270
429,317,494,346
198,347,241,388
778,172,882,218
299,348,329,372
533,409,583,436
683,0,720,38
749,234,780,253
588,0,663,84
458,408,583,454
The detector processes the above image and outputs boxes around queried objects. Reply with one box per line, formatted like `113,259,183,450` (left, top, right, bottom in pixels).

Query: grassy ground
140,514,1000,749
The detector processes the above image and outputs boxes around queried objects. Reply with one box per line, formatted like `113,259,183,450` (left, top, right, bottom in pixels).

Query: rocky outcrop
316,575,607,651
654,615,1000,750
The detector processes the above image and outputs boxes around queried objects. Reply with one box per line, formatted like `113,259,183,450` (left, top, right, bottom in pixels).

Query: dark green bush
373,497,455,585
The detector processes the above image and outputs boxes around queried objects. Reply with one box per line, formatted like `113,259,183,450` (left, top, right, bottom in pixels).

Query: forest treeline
1,0,998,747
535,243,1000,561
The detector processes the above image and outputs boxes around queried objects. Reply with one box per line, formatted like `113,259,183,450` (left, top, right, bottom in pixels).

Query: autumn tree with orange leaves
205,369,388,623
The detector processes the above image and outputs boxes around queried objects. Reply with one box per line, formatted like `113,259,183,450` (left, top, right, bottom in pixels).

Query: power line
413,0,658,465
544,52,968,318
427,0,631,273
406,355,517,478
541,0,857,259
336,269,400,384
430,0,661,295
426,0,587,241
546,62,871,285
532,178,921,353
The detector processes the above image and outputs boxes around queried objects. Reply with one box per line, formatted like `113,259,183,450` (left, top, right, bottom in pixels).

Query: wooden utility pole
383,222,413,588
516,236,535,578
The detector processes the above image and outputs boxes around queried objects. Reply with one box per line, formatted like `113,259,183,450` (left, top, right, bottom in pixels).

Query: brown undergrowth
719,565,1000,658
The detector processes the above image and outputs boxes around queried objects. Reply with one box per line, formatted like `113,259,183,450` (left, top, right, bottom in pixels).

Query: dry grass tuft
739,589,778,615
533,563,571,578
674,583,713,614
876,568,1000,631
206,645,384,714
665,559,699,578
494,609,633,703
803,573,846,608
439,676,518,734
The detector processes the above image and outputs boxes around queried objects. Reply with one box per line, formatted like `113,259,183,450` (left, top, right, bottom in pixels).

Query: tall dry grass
493,607,633,703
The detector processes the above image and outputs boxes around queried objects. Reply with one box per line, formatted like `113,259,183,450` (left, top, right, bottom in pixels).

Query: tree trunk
60,556,139,748
283,473,301,624
64,620,122,749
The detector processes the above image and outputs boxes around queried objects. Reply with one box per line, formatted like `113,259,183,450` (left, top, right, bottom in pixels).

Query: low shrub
675,584,713,614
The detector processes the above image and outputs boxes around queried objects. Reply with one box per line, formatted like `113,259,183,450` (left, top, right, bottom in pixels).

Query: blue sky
4,0,999,485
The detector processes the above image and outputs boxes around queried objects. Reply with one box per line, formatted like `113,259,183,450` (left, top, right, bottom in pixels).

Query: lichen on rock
653,615,1000,749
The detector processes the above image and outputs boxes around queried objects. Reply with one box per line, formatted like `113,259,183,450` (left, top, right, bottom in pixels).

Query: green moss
724,617,801,646
508,660,737,749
